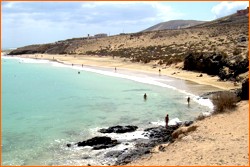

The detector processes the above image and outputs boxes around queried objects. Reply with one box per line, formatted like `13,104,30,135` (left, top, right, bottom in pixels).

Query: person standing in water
187,97,190,104
143,93,147,101
165,114,169,128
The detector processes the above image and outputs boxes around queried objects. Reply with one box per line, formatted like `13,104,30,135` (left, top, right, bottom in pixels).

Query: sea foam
2,56,50,64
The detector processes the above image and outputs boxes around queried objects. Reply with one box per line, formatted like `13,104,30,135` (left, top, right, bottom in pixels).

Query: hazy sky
2,1,249,49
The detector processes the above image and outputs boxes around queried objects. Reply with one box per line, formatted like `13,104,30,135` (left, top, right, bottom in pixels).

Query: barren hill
141,20,205,32
193,13,248,28
9,11,249,82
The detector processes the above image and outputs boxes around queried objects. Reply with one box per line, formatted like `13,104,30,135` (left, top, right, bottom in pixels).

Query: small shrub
233,48,242,55
212,92,238,114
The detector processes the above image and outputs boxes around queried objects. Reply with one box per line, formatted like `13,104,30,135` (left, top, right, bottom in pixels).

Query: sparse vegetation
212,92,238,114
233,47,242,55
9,14,248,69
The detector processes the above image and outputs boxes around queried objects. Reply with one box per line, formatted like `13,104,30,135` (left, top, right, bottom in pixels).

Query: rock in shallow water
98,125,138,133
184,121,194,126
112,125,181,165
67,124,183,165
104,150,125,158
67,136,120,150
143,125,179,140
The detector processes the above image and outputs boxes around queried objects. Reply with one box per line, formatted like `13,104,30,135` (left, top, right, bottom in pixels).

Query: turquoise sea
2,56,220,165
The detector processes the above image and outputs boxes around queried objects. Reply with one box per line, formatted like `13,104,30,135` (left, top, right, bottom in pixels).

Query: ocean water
2,56,219,165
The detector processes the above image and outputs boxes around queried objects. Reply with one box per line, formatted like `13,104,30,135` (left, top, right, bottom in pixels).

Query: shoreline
3,54,249,165
2,55,212,166
2,55,218,109
9,53,242,91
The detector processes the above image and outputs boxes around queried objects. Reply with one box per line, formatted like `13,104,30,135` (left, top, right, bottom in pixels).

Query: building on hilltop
94,33,108,38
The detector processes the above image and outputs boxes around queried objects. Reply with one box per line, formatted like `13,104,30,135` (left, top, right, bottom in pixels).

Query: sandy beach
3,1,249,165
18,54,242,90
13,54,249,166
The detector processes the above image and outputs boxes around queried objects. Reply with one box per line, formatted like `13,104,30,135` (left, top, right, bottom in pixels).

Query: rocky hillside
9,11,248,82
193,12,248,28
141,20,205,32
183,52,248,82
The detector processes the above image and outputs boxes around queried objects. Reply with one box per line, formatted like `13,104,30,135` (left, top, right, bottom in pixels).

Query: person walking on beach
159,69,161,76
187,97,190,104
165,114,169,128
115,67,117,72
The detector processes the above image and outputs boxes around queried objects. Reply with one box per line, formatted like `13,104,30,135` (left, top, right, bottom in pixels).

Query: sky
2,1,249,49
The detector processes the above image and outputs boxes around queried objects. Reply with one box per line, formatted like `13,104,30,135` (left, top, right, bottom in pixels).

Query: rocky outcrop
184,52,248,81
113,122,195,165
236,78,249,100
143,125,179,141
8,43,70,55
241,78,249,100
183,52,225,75
66,122,195,165
8,44,52,55
218,67,234,80
112,125,180,165
98,125,138,133
67,136,119,150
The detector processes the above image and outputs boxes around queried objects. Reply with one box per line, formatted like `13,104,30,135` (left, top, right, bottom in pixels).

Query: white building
94,33,108,38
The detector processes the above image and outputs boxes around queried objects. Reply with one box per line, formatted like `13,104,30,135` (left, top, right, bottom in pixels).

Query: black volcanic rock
184,52,248,81
67,123,191,165
99,125,138,133
183,52,225,75
68,136,120,150
143,124,179,141
218,67,233,81
113,125,181,165
241,78,249,100
184,121,194,126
